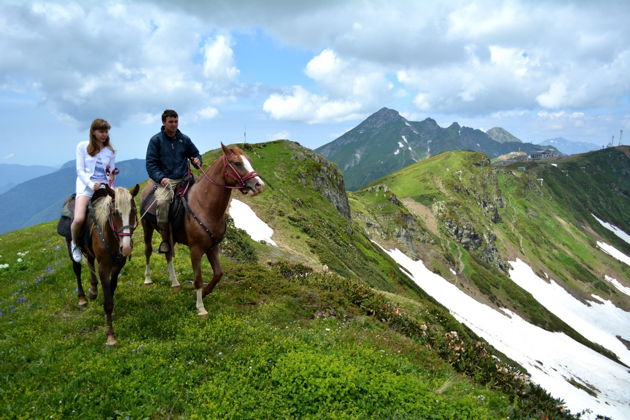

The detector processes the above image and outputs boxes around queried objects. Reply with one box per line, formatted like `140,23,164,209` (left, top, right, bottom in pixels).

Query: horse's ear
105,184,115,197
130,184,140,197
221,142,231,156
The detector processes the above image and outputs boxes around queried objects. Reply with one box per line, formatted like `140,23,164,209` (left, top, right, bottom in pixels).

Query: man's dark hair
161,109,178,122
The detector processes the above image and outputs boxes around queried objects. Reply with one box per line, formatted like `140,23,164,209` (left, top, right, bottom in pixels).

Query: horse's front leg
202,245,223,298
87,256,98,300
191,246,208,316
99,264,116,347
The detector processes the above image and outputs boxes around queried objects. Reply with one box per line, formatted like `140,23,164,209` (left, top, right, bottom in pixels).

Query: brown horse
58,185,139,346
140,143,264,316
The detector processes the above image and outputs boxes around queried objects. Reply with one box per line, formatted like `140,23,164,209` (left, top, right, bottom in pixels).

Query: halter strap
197,155,259,190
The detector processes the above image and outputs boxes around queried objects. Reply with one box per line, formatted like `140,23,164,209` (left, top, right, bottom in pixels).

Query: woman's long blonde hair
87,118,116,156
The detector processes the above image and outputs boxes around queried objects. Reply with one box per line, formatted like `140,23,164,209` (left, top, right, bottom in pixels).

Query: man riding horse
145,109,202,254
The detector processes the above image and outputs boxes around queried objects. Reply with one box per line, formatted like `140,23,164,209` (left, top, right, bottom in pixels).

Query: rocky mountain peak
486,127,522,143
358,107,405,130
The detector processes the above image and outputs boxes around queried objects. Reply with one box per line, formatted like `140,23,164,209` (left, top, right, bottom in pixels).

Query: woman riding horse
141,143,264,316
60,184,139,346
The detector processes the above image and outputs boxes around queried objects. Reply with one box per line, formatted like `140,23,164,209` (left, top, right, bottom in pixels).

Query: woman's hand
93,182,102,190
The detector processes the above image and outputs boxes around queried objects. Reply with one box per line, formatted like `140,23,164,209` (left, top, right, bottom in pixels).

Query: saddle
56,191,107,248
140,177,195,231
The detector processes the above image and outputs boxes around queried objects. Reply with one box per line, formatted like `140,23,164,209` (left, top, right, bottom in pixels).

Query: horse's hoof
197,309,208,317
106,336,117,347
171,285,181,292
78,298,88,308
143,280,153,286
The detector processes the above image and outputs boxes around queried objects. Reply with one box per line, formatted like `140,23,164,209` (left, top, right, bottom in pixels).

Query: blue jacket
146,127,202,183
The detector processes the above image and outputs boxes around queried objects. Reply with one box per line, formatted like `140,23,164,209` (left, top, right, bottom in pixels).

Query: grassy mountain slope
0,141,574,418
351,147,630,361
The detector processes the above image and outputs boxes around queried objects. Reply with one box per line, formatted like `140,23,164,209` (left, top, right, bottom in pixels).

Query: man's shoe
71,241,82,263
158,240,171,254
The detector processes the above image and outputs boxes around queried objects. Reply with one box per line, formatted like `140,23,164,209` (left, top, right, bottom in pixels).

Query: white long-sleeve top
75,141,115,195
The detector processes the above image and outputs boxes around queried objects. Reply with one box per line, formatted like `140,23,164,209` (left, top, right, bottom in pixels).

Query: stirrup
158,240,171,254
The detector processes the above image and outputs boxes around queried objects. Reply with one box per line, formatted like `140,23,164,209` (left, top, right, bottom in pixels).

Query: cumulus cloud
263,49,392,123
202,35,239,84
0,2,241,128
1,0,629,137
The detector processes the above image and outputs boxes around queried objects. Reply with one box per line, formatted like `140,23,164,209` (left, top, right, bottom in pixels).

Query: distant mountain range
0,163,58,194
536,137,601,155
316,107,558,190
0,159,147,234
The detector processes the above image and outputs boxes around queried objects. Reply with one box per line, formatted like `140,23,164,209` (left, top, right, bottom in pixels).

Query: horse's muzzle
242,180,264,196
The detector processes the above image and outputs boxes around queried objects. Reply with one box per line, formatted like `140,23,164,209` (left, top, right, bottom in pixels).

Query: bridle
196,154,259,191
89,196,137,263
109,200,137,238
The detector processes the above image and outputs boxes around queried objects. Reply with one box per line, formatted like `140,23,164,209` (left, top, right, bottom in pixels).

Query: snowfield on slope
380,246,630,420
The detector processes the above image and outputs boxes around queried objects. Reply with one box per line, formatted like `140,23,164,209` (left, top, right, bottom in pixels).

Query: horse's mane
93,187,133,230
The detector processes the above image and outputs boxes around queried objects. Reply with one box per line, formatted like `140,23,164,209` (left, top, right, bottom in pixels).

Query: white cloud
202,35,239,83
263,49,392,123
263,85,364,124
0,2,242,128
1,0,629,145
2,153,15,160
195,106,219,121
267,130,290,141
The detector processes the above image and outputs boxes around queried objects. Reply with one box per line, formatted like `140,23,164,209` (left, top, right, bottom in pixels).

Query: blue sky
1,0,629,166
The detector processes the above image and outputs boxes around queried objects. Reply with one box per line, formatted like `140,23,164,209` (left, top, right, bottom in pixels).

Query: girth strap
181,197,225,248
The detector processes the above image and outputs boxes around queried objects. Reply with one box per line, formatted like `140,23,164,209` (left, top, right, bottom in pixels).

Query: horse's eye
234,161,243,167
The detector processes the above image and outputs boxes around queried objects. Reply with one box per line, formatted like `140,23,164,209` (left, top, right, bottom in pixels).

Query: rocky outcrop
289,142,352,221
354,185,433,260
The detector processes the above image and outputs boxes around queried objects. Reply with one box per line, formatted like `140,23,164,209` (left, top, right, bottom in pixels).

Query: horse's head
221,143,265,196
105,184,140,257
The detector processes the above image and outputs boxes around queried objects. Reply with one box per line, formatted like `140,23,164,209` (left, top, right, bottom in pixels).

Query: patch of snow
592,214,630,245
604,275,630,296
378,245,630,420
228,199,277,246
398,141,404,148
509,259,630,366
449,268,457,275
401,135,408,143
394,149,400,156
476,143,480,147
597,242,630,266
551,163,558,167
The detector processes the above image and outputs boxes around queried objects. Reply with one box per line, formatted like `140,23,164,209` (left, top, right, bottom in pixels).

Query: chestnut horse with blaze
59,185,139,346
140,143,264,316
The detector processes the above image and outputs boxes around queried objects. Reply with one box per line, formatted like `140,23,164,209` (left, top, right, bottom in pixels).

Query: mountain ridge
316,107,558,190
